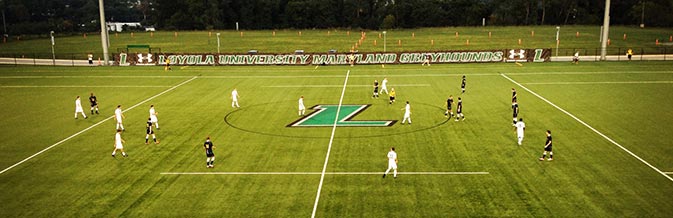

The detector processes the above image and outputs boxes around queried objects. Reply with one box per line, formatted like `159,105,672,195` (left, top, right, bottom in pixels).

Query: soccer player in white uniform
514,118,526,145
114,105,125,131
382,147,398,179
231,88,240,108
74,96,87,119
401,101,411,124
380,77,389,95
298,96,306,116
111,129,127,157
149,105,159,129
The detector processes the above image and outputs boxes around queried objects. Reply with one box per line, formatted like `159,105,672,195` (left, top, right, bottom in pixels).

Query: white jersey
231,90,239,101
298,98,305,110
149,107,158,122
404,104,411,116
75,98,84,112
382,79,388,88
114,132,123,149
115,108,123,122
574,52,579,58
515,121,526,136
387,150,397,168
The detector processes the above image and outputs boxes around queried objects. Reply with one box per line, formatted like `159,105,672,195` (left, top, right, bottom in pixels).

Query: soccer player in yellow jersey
389,88,396,104
627,49,633,61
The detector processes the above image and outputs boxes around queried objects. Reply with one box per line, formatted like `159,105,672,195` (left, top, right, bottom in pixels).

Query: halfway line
311,70,350,218
501,73,673,183
160,172,490,175
0,76,198,175
0,85,172,88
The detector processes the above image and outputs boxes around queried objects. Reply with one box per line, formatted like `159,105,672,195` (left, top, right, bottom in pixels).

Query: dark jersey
512,103,519,117
89,95,97,106
204,140,214,157
146,120,154,134
461,79,466,88
512,91,517,102
373,81,379,92
545,135,553,151
447,98,454,110
456,101,463,113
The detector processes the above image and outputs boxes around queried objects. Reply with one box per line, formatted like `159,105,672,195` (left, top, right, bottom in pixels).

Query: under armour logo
508,49,526,59
137,53,153,63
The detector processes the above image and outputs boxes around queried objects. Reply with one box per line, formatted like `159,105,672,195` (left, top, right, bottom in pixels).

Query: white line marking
0,76,199,175
159,172,490,175
0,85,172,88
264,84,430,88
0,75,193,79
665,172,673,175
501,73,673,183
522,81,673,85
311,70,350,218
505,71,673,76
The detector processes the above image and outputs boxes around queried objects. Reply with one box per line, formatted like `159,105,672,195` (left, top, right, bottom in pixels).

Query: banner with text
115,49,550,66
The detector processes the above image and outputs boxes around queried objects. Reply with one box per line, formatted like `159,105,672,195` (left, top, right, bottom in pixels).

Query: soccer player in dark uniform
372,80,379,98
204,137,215,168
539,130,553,161
455,97,464,121
444,95,454,118
511,88,517,103
89,93,99,115
145,117,159,144
461,75,466,93
512,101,519,125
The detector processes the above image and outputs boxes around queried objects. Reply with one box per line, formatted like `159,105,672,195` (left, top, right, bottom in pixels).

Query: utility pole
98,0,109,65
640,1,645,28
599,0,611,61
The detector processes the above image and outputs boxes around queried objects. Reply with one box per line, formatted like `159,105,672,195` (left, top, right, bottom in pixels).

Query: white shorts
115,143,124,149
75,107,84,113
299,105,305,110
517,134,524,139
388,161,397,169
150,115,158,123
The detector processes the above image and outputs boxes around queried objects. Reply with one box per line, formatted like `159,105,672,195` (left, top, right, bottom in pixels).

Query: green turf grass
0,62,672,217
1,26,672,59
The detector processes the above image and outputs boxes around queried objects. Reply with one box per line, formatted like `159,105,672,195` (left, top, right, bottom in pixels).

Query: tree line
1,0,671,36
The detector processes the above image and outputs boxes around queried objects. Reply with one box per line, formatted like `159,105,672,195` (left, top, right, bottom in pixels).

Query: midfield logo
287,104,396,127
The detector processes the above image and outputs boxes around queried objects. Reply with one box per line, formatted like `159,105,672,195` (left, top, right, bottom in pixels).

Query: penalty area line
160,172,490,175
500,73,673,183
0,76,199,176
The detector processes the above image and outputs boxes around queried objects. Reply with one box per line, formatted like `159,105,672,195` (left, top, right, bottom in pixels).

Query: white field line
501,73,673,183
0,85,172,88
665,172,673,175
311,70,350,218
522,81,673,85
0,73,491,79
263,84,430,88
159,172,490,175
0,76,199,175
0,75,193,79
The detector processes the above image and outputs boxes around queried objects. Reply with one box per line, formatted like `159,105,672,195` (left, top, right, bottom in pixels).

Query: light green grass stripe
159,172,490,175
0,85,173,88
0,76,198,175
523,81,673,85
501,73,673,183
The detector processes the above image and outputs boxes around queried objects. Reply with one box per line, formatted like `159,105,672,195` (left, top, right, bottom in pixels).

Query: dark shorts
447,106,452,110
544,146,552,151
90,102,97,107
457,108,462,113
206,151,214,157
513,112,518,118
628,54,632,59
374,87,378,93
146,129,154,134
390,96,395,101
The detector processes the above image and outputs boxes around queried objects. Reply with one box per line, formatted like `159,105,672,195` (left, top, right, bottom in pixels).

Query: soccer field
0,62,672,217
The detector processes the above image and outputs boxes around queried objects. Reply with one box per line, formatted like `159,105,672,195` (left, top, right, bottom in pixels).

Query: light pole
50,31,55,65
555,26,560,57
216,33,221,54
382,31,387,53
